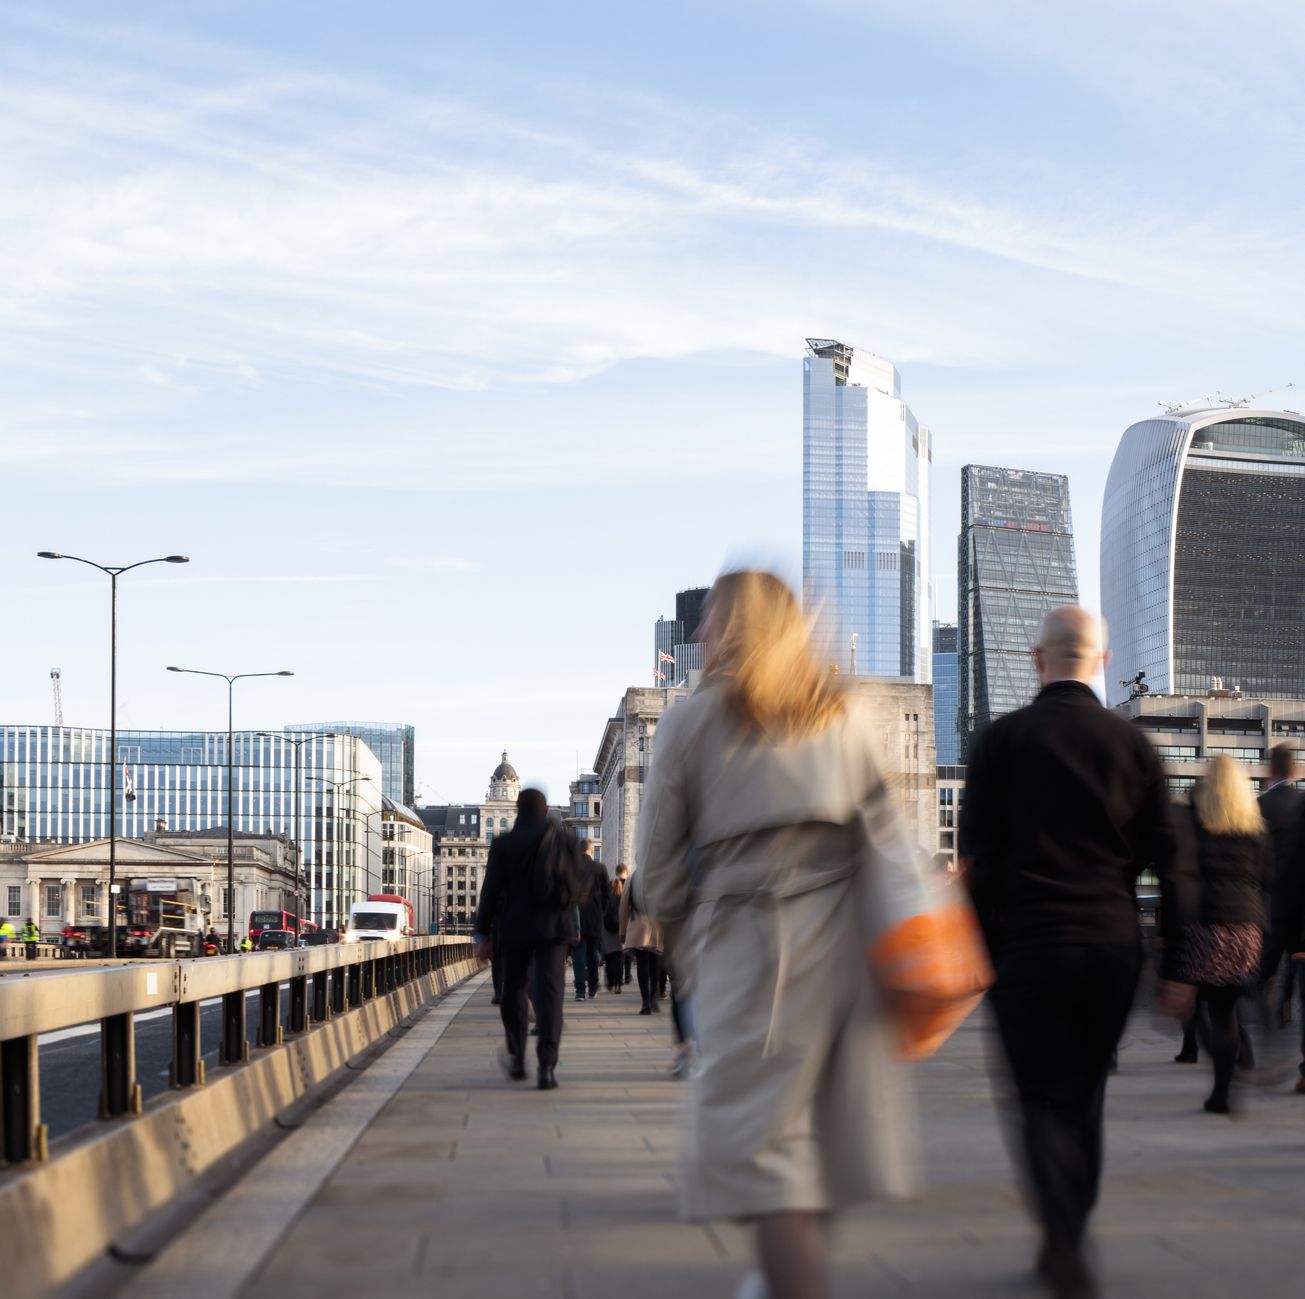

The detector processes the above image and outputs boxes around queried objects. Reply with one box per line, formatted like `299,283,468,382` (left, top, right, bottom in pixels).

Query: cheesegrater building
958,465,1079,755
1101,406,1305,706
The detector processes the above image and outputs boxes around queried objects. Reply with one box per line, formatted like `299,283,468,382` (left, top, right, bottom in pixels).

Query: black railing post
172,1001,202,1088
290,975,308,1034
99,1012,139,1118
221,990,248,1064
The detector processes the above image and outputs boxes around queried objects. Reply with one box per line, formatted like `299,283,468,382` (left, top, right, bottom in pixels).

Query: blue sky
4,2,1304,802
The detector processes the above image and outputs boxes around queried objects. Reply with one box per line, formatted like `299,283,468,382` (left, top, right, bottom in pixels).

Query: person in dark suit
571,843,609,1000
960,606,1197,1299
473,788,578,1090
1257,746,1305,1036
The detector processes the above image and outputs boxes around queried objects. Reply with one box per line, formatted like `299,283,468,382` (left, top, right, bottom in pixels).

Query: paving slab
141,967,1304,1299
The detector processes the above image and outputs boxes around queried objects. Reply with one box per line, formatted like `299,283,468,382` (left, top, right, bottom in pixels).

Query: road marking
132,970,488,1299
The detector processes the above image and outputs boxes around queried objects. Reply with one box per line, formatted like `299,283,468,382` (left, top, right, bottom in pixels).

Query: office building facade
289,721,415,805
802,339,931,681
932,622,960,766
1101,408,1305,706
0,724,382,930
958,465,1079,754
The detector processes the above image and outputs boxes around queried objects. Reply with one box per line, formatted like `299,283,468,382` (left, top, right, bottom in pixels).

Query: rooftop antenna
51,668,64,726
1159,393,1219,414
1120,670,1149,702
1217,382,1294,409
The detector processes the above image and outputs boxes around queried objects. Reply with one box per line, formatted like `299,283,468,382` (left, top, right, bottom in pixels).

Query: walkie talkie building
1101,408,1305,706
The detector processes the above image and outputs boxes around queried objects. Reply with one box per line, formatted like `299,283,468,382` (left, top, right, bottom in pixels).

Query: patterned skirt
1175,921,1263,987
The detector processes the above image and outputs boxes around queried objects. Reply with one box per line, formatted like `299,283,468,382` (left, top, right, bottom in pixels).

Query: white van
343,900,408,943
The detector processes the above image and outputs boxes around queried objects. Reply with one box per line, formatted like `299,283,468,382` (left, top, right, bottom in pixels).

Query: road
38,985,292,1140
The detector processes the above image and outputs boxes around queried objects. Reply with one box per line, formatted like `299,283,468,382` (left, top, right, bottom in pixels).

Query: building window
499,817,507,828
81,884,98,917
45,885,61,918
222,887,232,917
593,800,600,816
6,885,19,916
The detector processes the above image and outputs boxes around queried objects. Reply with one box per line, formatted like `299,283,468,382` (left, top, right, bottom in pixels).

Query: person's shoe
651,999,662,1013
1038,1243,1096,1299
613,985,622,994
1174,1050,1199,1063
1293,1076,1305,1094
499,1050,525,1081
574,991,586,1002
639,1004,652,1015
659,989,669,1000
529,1025,539,1037
537,1065,558,1091
1203,1094,1231,1115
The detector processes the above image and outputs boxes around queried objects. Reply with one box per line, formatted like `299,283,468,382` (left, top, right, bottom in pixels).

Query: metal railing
0,936,474,1166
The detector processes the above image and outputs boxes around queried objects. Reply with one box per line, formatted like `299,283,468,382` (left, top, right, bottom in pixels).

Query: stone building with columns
0,830,299,940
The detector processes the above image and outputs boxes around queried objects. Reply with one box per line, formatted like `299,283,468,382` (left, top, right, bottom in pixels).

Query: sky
4,1,1304,803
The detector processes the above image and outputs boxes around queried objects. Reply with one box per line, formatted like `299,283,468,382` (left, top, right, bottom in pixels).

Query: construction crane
51,668,63,726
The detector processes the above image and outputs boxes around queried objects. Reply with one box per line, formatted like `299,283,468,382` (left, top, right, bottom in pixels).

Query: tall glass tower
1102,407,1305,704
289,722,415,806
958,465,1078,755
802,339,931,680
932,622,960,766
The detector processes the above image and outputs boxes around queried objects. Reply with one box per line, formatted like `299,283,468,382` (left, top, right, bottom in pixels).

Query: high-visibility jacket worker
239,936,253,953
0,919,15,958
21,919,40,961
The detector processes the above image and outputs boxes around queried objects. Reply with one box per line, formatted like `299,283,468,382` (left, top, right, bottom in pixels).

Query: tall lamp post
38,551,189,958
257,731,335,936
307,774,374,929
168,667,293,952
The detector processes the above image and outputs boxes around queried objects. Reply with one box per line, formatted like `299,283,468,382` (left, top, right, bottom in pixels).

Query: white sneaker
735,1270,770,1299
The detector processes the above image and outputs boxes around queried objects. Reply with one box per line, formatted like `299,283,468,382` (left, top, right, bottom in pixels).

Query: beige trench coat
636,683,921,1220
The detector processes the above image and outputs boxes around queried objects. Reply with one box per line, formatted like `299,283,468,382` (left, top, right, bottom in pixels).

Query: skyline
5,3,1304,801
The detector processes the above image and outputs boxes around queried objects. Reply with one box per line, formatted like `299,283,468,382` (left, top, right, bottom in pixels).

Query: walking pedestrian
614,865,634,985
960,606,1197,1299
22,917,40,961
1177,755,1272,1114
618,869,663,1014
1256,744,1305,1089
472,789,580,1091
637,569,921,1299
571,842,608,1000
0,917,15,958
600,866,625,992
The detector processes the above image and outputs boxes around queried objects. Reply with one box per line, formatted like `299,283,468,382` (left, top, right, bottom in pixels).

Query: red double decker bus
248,910,318,941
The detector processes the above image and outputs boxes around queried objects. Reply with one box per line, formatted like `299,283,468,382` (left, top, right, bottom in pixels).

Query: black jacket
577,862,610,941
1258,783,1304,929
1180,805,1271,929
472,815,579,948
960,680,1197,961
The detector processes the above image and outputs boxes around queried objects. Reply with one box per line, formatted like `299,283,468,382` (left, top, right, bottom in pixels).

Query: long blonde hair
702,570,846,741
1193,753,1265,836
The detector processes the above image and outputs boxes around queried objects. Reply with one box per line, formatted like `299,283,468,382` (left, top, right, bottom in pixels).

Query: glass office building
0,725,382,929
289,721,414,805
1102,408,1305,705
803,339,931,680
932,622,960,766
958,465,1079,754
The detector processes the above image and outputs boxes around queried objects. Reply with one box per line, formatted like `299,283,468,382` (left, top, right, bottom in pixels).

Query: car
302,928,339,946
256,929,296,951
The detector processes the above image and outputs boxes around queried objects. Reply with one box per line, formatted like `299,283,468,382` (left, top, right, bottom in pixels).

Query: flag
655,670,666,682
658,651,676,664
123,764,137,802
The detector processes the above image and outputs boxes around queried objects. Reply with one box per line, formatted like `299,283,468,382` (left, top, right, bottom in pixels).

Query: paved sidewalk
239,976,1304,1298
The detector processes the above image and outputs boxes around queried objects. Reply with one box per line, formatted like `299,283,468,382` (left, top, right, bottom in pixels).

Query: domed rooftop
491,750,519,784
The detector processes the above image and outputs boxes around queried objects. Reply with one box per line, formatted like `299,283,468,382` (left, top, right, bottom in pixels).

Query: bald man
959,606,1197,1299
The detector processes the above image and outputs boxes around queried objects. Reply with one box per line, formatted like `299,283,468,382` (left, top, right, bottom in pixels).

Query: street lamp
168,667,293,952
256,731,335,936
306,774,374,928
38,551,189,958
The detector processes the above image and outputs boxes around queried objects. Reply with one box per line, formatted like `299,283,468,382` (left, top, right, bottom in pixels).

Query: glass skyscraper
802,339,931,680
0,725,382,929
289,721,415,806
1102,407,1305,705
932,622,960,766
958,465,1079,754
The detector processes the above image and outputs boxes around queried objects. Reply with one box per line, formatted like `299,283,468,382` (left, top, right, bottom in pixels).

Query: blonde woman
636,571,918,1299
1178,754,1272,1114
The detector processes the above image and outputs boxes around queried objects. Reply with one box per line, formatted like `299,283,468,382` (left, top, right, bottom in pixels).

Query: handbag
858,796,992,1060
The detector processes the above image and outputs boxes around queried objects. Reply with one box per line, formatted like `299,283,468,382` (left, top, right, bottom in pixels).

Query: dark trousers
24,941,37,961
501,943,566,1069
603,950,624,990
490,939,505,1001
571,938,599,997
623,950,634,984
989,942,1142,1253
635,949,661,1009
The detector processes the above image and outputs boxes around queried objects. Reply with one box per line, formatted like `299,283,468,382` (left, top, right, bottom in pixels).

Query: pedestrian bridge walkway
111,973,1302,1299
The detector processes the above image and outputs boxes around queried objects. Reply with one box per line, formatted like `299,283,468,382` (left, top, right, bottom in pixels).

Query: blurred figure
960,607,1196,1299
619,869,663,1014
1178,755,1271,1114
615,864,634,985
638,570,919,1299
601,868,625,992
1256,744,1305,1088
572,841,608,1001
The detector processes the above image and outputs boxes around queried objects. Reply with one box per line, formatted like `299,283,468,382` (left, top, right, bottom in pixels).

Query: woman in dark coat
1178,755,1272,1114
